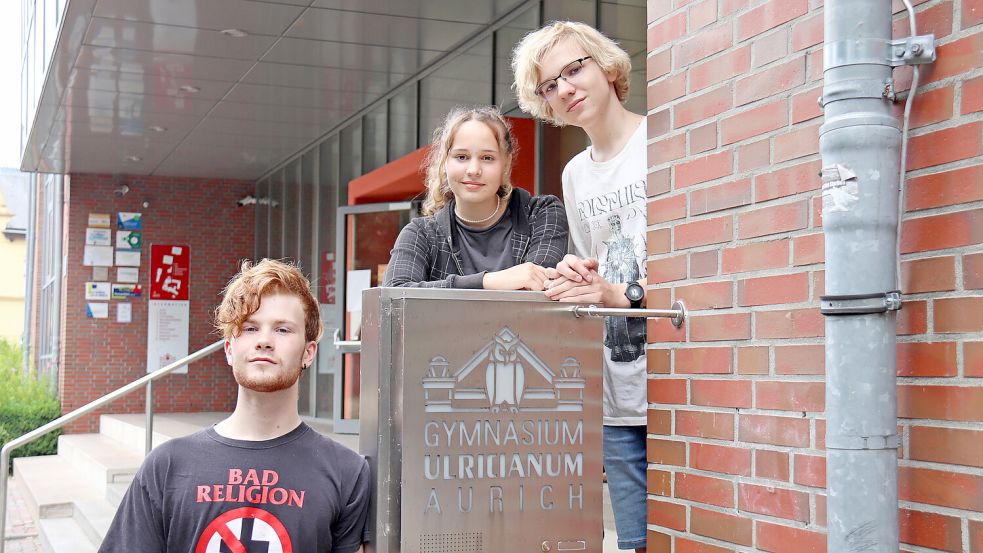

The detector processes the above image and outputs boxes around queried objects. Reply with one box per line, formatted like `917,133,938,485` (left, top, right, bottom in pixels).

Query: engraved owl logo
485,330,524,412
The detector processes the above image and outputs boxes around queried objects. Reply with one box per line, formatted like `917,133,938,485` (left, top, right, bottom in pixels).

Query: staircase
9,412,355,552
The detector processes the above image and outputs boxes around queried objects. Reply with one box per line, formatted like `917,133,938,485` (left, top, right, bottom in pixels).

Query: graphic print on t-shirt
195,507,292,553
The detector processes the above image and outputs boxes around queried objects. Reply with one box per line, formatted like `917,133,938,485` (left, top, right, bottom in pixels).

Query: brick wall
59,174,255,433
646,0,983,551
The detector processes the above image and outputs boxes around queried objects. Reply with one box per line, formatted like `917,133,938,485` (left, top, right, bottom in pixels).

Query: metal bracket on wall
887,35,937,66
826,433,901,450
820,291,903,316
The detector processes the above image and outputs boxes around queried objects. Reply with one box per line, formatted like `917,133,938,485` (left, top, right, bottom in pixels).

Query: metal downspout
819,2,934,551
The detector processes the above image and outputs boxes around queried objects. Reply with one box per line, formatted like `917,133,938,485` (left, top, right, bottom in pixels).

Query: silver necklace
455,195,501,225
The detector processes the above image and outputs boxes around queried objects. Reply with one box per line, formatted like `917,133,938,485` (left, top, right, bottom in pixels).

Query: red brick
751,29,788,68
756,381,824,412
897,299,928,336
738,346,769,374
736,0,808,42
900,255,956,294
738,201,808,239
676,410,735,440
773,123,820,163
739,413,810,447
690,179,750,216
757,522,826,553
895,84,954,129
755,307,824,338
720,0,748,17
675,215,734,249
898,1,953,40
675,24,733,66
649,109,671,138
966,0,983,28
648,73,688,110
721,99,789,145
692,379,753,408
792,13,823,51
905,165,983,211
648,498,686,530
676,472,735,508
899,465,983,511
899,508,963,552
675,281,733,311
896,342,957,377
648,12,688,51
648,530,671,553
754,159,821,202
689,0,718,30
775,344,824,375
971,519,983,553
963,74,983,115
936,296,983,333
899,385,983,422
738,483,810,522
691,312,752,341
649,378,689,404
737,139,771,172
648,437,687,465
910,426,983,469
649,193,687,224
649,254,688,283
791,84,823,124
649,468,672,497
690,506,753,546
676,346,733,374
738,272,809,306
649,167,672,196
736,57,805,106
675,537,733,553
690,47,750,92
966,252,983,289
905,122,983,171
648,347,672,374
647,49,672,81
651,316,687,342
692,442,752,476
649,228,671,255
755,449,790,481
721,240,789,274
650,133,687,165
792,232,823,266
648,409,672,434
689,121,718,154
966,342,983,378
676,86,734,129
903,207,983,254
676,151,734,188
815,419,826,450
690,250,719,277
806,48,822,81
648,0,672,22
793,454,825,487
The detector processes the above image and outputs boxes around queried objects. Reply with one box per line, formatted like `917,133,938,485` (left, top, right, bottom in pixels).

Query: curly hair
421,106,516,216
214,259,323,343
511,21,632,126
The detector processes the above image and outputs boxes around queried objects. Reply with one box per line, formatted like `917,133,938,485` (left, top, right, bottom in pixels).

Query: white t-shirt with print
561,121,648,426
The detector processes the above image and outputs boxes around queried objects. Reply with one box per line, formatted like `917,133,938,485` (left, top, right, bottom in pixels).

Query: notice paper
117,267,139,283
85,228,112,246
116,250,141,267
83,245,113,267
85,282,111,301
86,302,109,319
117,303,132,323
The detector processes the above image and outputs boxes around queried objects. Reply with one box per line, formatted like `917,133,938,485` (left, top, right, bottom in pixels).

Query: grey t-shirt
99,422,371,553
454,205,514,276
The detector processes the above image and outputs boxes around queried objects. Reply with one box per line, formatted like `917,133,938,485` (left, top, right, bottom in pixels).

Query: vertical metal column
820,1,901,551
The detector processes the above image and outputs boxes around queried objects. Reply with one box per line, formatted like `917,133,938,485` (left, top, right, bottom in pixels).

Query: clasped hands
542,254,629,307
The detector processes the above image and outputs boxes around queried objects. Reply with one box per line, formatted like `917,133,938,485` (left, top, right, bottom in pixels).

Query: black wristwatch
624,281,644,309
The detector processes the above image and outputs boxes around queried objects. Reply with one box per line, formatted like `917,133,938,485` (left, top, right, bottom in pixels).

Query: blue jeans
604,425,647,550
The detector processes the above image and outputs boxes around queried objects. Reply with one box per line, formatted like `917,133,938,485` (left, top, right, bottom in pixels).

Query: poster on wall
88,213,111,228
116,250,141,267
147,299,189,374
117,303,132,323
85,228,112,246
150,245,190,300
116,230,142,250
112,283,142,299
117,212,142,230
83,245,114,267
85,282,111,301
117,267,139,283
86,302,109,318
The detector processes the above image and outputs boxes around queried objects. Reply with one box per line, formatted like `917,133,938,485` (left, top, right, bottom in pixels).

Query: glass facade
36,172,63,386
21,0,64,152
252,0,646,421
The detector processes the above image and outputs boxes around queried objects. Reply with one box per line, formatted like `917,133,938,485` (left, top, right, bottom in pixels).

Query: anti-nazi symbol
195,507,293,553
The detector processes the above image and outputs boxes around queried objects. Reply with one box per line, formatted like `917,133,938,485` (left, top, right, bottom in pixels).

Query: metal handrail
0,339,224,553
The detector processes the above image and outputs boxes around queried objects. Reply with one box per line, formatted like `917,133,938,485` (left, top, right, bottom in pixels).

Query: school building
13,0,983,551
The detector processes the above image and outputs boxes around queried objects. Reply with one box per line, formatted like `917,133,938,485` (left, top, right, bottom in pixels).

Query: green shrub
0,342,61,472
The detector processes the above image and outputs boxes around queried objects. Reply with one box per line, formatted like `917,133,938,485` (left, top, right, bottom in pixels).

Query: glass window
255,178,270,259
339,121,362,202
317,136,340,303
388,85,417,160
419,36,493,146
600,0,647,115
269,169,284,260
362,104,388,174
300,149,316,277
283,159,301,264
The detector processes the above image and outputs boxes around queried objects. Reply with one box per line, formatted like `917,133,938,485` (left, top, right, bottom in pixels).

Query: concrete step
57,434,142,491
72,499,117,545
99,412,226,451
12,455,102,519
105,483,129,508
38,517,97,553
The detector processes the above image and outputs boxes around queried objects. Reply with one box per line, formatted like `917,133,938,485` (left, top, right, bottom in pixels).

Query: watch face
626,283,644,302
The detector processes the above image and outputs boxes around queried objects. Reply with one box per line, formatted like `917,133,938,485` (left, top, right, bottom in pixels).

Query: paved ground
3,478,42,553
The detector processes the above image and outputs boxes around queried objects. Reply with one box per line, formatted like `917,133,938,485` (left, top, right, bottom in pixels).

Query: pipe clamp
824,36,936,69
820,291,902,315
827,434,901,450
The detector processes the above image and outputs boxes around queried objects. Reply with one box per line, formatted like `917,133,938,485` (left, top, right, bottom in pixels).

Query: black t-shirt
454,205,515,276
99,422,371,553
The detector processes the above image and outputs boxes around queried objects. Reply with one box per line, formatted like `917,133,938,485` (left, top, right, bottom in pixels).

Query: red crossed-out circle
194,506,293,553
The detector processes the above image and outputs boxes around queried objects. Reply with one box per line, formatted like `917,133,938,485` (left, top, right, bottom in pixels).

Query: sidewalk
3,478,42,553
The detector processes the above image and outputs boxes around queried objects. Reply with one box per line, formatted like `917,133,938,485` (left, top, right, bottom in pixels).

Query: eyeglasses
535,56,593,99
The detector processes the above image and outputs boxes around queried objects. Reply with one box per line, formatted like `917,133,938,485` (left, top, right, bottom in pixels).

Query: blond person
513,22,648,552
383,106,567,290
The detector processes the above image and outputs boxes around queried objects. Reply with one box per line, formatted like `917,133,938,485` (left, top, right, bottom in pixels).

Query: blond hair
422,106,516,216
214,259,323,343
511,21,632,126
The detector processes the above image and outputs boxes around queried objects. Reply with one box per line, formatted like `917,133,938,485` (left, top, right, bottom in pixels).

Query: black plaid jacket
383,188,568,288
